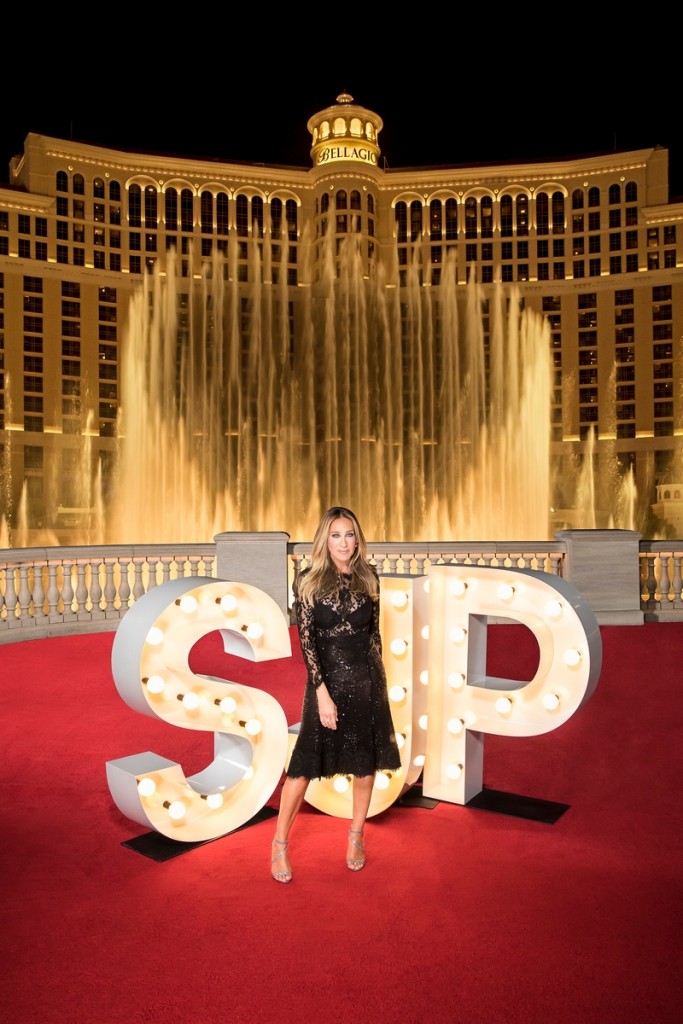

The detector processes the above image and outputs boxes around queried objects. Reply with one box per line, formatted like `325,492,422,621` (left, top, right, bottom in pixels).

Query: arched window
500,195,513,237
588,187,601,208
395,202,407,244
516,194,529,236
429,199,442,240
445,198,458,240
321,193,330,214
286,199,297,240
367,194,375,214
252,196,264,237
109,180,121,202
73,173,85,195
93,178,105,198
271,198,283,236
410,200,422,241
336,190,347,210
165,188,178,230
552,192,565,233
572,189,584,209
56,170,68,192
350,190,361,210
201,191,213,234
481,196,493,238
625,181,638,203
609,183,621,205
144,185,158,228
236,194,248,237
536,192,549,234
128,184,141,227
180,189,193,232
465,197,477,239
217,193,229,235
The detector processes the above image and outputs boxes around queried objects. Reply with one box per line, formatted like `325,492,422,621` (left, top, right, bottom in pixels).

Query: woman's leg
271,775,308,882
347,774,374,869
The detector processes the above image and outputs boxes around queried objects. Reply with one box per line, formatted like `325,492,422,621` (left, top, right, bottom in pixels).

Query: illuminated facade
0,92,681,534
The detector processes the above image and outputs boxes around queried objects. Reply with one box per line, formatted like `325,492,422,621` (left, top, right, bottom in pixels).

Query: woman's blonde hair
296,506,379,606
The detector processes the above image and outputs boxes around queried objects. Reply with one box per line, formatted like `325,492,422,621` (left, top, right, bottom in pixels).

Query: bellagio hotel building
0,92,681,534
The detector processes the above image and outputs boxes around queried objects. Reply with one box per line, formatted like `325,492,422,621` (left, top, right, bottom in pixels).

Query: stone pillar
214,532,291,619
554,529,643,625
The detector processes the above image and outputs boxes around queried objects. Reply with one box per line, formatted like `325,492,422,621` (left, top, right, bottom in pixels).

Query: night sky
2,35,681,198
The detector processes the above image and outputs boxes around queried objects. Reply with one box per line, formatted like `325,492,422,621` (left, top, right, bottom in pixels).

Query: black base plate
467,787,570,824
122,805,277,862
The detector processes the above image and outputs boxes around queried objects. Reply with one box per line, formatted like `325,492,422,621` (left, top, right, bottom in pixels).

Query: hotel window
572,189,584,209
129,185,142,227
579,330,597,347
429,200,442,240
110,254,121,272
552,193,564,232
573,260,585,278
653,303,672,321
616,365,635,382
609,184,621,204
217,194,229,236
589,258,601,276
625,181,637,202
94,178,105,198
286,200,297,241
572,214,584,233
73,174,85,195
588,212,600,232
500,196,513,237
609,209,621,228
181,190,193,232
336,190,347,210
94,203,105,223
609,233,621,251
538,263,549,280
610,257,622,274
130,256,141,274
481,197,493,238
445,199,457,240
18,240,31,258
410,201,422,241
588,187,600,207
536,192,549,234
654,362,673,380
664,225,676,245
465,198,477,239
165,189,178,230
144,186,158,227
56,171,68,192
57,221,68,240
501,242,512,260
537,239,548,259
56,196,68,217
647,227,659,247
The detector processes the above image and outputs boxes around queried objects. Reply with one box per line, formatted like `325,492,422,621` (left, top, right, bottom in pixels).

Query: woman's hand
316,685,338,730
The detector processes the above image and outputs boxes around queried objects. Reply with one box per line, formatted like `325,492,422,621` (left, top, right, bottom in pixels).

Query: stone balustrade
1,531,681,643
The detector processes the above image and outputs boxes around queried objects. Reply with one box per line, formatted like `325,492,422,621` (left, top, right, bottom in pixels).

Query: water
1,234,641,545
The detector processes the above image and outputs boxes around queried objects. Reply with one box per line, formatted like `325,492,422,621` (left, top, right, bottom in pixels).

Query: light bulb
542,692,560,710
246,622,263,640
390,638,408,656
545,600,563,619
215,695,237,713
446,763,463,780
418,714,428,731
146,626,163,646
448,672,465,689
240,718,262,736
389,684,406,702
144,675,165,694
374,772,391,790
179,692,200,710
419,670,429,685
219,594,238,612
396,733,406,749
497,583,515,601
563,648,582,666
495,696,512,714
391,591,409,608
447,717,464,735
413,754,426,767
421,625,430,640
242,766,254,780
203,793,224,809
164,800,186,820
333,776,350,793
449,579,467,596
177,595,198,614
449,626,467,644
137,777,156,797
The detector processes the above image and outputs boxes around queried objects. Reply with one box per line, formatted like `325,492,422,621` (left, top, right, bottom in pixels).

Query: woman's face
327,516,357,569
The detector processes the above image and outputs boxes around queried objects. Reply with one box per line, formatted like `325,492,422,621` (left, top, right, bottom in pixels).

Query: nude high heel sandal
271,837,292,883
347,827,365,871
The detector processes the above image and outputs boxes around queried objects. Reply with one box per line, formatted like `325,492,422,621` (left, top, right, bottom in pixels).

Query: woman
271,506,401,883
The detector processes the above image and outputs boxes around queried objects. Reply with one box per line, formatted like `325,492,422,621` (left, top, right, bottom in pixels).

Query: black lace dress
287,569,402,780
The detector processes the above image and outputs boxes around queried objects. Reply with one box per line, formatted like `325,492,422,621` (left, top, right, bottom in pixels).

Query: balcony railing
1,532,681,643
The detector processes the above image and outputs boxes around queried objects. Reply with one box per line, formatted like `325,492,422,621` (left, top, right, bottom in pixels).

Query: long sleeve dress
286,569,402,780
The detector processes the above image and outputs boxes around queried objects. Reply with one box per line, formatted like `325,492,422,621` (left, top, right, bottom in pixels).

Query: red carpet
2,623,683,1024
